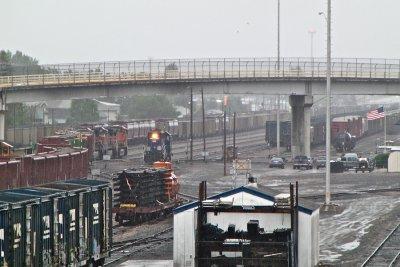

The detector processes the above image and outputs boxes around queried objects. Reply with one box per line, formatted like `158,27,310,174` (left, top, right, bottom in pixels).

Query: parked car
355,157,375,173
315,156,326,169
293,155,312,170
269,157,285,169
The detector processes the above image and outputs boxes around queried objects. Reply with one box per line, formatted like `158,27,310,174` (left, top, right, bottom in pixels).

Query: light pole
276,0,281,156
322,1,332,206
308,29,316,62
277,0,280,70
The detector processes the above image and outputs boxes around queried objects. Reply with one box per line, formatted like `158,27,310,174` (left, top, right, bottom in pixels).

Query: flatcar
114,162,181,225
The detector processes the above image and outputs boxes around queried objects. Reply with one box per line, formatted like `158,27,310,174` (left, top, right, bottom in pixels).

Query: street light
277,0,280,70
308,29,316,61
276,0,281,156
323,0,332,206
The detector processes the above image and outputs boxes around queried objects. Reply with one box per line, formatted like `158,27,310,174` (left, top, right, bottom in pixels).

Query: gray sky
1,0,399,64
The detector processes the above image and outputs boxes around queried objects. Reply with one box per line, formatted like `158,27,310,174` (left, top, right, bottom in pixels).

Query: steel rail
361,222,400,267
389,251,400,267
105,227,173,266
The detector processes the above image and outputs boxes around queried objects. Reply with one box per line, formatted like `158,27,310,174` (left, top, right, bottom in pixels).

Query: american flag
367,107,385,120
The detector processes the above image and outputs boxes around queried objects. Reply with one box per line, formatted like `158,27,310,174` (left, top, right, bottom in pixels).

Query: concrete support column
303,95,313,157
0,90,5,141
289,95,313,158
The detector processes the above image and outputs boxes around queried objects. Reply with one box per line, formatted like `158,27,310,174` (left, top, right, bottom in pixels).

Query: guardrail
1,57,400,88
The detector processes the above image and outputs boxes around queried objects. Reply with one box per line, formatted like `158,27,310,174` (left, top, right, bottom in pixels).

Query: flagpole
384,106,387,150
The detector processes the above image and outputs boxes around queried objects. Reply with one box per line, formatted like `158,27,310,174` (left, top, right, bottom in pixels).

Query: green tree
0,50,42,75
5,103,34,127
228,96,249,113
119,96,179,119
68,99,99,123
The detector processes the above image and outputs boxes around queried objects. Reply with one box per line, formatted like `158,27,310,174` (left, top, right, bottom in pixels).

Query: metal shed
173,183,319,267
388,151,400,172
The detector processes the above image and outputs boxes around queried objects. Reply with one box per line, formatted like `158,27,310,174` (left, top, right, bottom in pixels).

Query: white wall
388,151,400,172
173,209,196,267
311,210,320,266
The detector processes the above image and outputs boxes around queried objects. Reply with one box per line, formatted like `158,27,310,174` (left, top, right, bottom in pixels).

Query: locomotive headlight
150,132,160,141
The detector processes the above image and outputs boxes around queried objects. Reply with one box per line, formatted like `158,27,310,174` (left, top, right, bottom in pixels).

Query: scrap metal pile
114,162,181,225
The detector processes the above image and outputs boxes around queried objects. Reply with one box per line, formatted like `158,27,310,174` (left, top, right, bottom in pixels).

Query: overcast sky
1,0,399,64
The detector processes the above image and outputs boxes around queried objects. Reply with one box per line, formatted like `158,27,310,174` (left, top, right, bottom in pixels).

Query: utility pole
325,0,332,205
277,0,280,70
309,29,316,76
190,88,194,161
308,29,316,62
276,0,281,155
223,108,227,175
201,88,206,161
277,95,280,156
233,112,236,159
223,96,228,175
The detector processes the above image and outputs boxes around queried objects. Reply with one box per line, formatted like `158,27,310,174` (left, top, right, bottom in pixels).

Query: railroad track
178,187,400,204
177,192,198,201
100,130,267,164
301,187,400,200
105,227,173,266
361,222,400,267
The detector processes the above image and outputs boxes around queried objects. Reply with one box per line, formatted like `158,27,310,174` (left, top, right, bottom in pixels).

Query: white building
94,100,120,122
173,184,319,267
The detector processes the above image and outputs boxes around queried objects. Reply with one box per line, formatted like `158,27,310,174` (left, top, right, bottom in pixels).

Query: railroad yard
3,1,400,266
89,126,400,266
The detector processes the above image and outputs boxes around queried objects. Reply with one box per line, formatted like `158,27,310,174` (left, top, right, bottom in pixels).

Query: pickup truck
293,156,313,170
340,153,359,170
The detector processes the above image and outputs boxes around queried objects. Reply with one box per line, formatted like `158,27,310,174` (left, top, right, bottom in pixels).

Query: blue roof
174,185,317,215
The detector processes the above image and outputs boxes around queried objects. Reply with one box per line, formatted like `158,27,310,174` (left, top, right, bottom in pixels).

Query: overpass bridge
1,57,400,103
1,57,400,156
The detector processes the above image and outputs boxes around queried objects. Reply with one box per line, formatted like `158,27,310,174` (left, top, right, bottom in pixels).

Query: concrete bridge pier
289,95,313,158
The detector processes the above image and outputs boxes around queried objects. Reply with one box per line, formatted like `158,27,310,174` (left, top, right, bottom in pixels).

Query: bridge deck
1,58,399,89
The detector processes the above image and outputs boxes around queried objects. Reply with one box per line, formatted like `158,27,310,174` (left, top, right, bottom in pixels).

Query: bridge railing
1,58,400,88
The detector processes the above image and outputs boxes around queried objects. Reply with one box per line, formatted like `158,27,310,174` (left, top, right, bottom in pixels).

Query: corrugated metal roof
174,185,319,215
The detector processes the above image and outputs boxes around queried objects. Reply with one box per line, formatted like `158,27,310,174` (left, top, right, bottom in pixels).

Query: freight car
0,147,90,190
114,162,180,225
0,179,112,267
119,113,272,145
333,132,356,152
265,121,291,148
265,114,386,151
